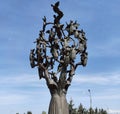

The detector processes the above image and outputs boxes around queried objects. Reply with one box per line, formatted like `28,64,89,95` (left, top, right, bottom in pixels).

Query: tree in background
68,99,77,114
78,103,86,114
68,100,108,114
27,111,32,114
42,111,46,114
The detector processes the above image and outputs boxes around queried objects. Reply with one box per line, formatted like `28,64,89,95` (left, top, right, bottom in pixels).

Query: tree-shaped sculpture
29,1,88,114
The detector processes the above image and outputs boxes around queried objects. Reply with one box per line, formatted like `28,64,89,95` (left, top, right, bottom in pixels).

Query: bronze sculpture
29,1,88,114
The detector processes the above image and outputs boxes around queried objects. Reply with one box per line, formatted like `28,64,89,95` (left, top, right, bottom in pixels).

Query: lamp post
88,89,92,114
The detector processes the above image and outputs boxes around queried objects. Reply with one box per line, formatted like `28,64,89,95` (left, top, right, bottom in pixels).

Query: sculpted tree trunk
29,1,88,114
44,67,71,114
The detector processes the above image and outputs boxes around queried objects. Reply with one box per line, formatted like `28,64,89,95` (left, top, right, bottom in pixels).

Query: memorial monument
29,1,88,114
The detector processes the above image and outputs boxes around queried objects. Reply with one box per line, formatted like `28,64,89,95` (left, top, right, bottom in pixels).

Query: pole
88,89,92,114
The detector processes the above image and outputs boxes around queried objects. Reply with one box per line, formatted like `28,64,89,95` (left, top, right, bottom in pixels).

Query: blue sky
0,0,120,114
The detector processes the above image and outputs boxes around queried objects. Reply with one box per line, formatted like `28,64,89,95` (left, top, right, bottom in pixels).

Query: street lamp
88,89,92,114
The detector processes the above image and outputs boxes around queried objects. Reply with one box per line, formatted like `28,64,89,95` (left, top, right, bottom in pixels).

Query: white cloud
0,73,45,87
0,94,27,105
89,37,120,57
109,109,120,114
74,71,120,85
0,73,50,106
93,94,120,100
0,71,120,111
